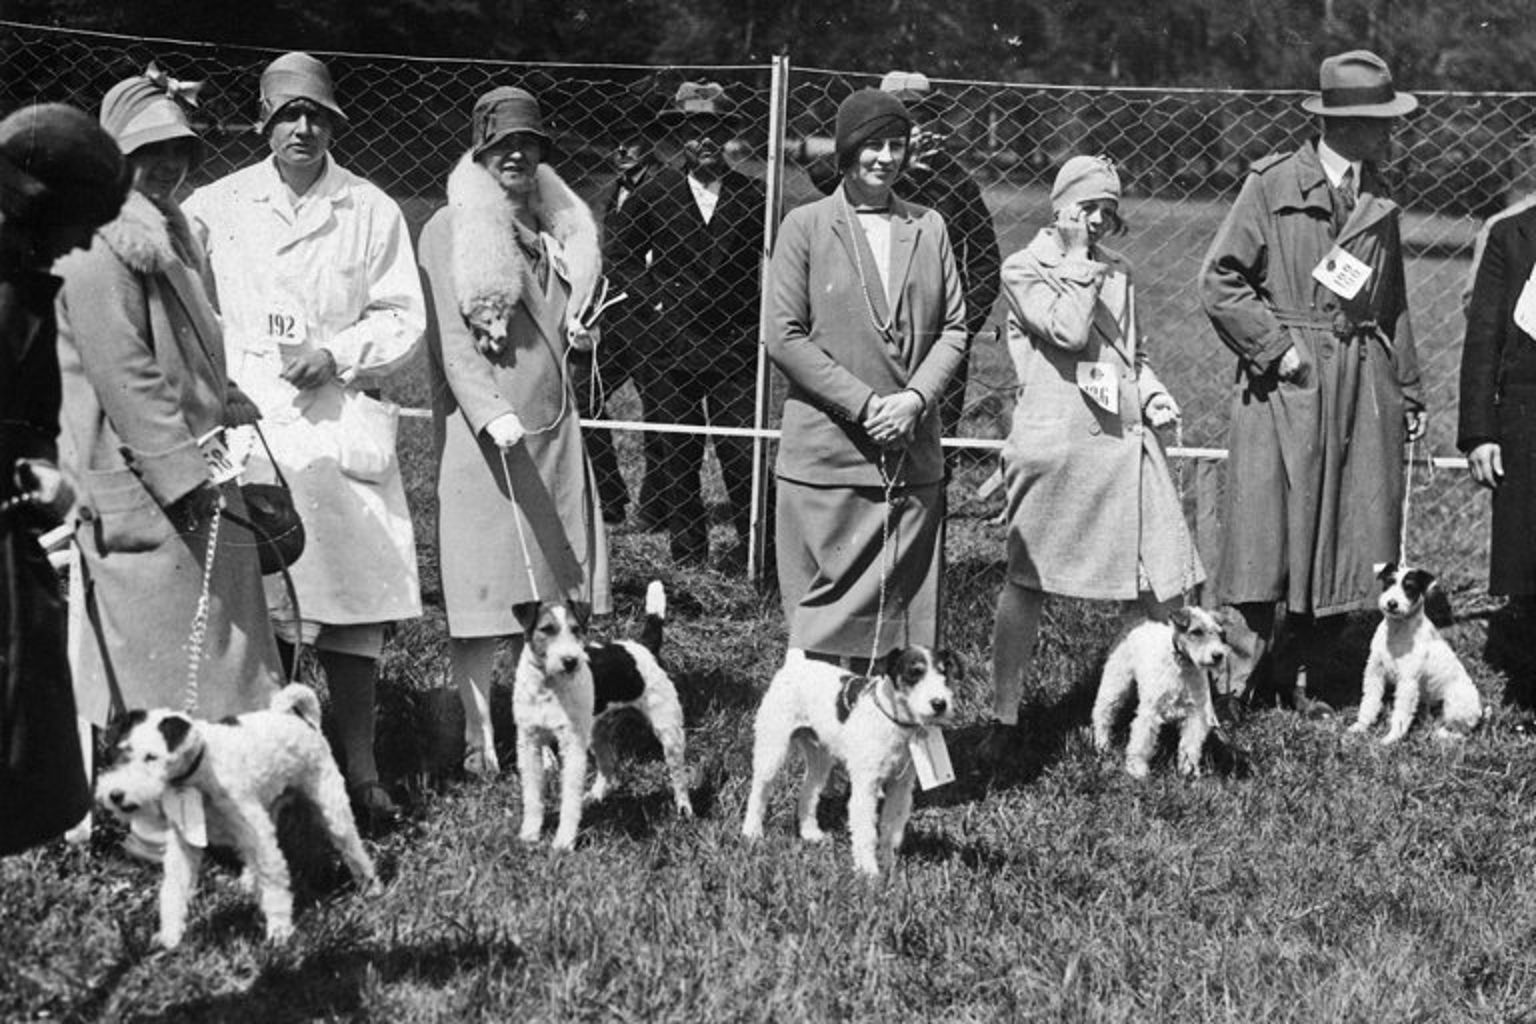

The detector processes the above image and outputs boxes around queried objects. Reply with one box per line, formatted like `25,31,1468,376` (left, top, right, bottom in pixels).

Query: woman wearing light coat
56,72,284,850
417,87,610,778
183,52,424,827
987,156,1202,746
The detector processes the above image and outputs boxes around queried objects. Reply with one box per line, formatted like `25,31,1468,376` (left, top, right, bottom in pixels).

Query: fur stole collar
446,153,600,333
95,190,185,274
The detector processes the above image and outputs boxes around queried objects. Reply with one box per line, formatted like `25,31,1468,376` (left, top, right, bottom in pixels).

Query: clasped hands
864,390,924,449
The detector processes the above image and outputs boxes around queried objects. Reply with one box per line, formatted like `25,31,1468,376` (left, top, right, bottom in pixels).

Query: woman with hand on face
765,88,967,668
985,155,1202,756
54,71,284,854
417,87,610,778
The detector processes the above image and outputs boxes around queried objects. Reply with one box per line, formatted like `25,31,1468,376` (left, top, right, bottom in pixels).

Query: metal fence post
748,53,790,586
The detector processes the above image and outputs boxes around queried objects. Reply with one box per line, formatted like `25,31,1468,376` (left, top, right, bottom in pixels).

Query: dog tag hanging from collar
162,788,208,848
909,728,954,790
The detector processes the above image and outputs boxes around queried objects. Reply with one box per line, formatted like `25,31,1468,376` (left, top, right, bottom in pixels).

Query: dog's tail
270,683,322,729
639,579,665,655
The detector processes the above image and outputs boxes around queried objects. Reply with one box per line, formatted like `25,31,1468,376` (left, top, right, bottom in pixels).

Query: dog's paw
674,795,695,818
1346,721,1370,735
799,824,827,843
518,824,543,844
741,819,764,840
1125,760,1151,780
551,830,577,851
153,928,184,951
1381,731,1405,746
852,856,882,878
237,866,257,893
264,920,294,944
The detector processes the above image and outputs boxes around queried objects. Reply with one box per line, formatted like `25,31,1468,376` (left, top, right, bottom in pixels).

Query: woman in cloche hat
416,86,610,780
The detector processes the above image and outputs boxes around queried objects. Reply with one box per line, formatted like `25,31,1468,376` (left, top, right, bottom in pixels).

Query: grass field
4,182,1533,1023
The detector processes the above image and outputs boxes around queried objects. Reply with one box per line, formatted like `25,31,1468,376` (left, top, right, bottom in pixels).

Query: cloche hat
470,86,554,158
258,52,346,134
100,63,201,159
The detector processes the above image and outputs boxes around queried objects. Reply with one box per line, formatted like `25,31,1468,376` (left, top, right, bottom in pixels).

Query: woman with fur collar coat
417,88,610,777
55,77,283,754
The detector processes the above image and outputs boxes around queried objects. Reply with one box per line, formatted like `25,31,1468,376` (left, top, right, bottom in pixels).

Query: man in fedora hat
185,52,426,831
1199,49,1426,716
879,71,999,443
606,81,766,571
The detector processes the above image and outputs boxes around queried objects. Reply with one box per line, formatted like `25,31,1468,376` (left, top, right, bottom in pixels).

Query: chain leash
182,492,225,714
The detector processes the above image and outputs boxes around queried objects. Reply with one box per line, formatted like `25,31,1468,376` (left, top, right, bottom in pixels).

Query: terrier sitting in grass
741,645,961,877
95,684,379,950
512,581,692,850
1092,606,1231,779
1350,562,1483,744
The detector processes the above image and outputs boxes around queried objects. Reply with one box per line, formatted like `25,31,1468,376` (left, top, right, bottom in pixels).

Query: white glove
484,411,526,448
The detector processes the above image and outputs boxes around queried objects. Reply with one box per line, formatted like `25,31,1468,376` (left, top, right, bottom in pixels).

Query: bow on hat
143,61,204,108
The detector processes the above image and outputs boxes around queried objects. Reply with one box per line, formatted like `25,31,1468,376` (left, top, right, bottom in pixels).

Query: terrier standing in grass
95,684,379,950
513,582,692,849
741,645,960,877
1350,562,1483,744
1092,606,1231,778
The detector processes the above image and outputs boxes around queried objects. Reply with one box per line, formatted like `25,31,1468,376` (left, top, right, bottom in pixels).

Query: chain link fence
1,20,1521,618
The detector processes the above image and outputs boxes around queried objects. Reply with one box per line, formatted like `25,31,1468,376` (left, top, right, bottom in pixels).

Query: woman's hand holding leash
1405,408,1428,443
864,391,924,449
10,459,73,519
1468,441,1503,489
280,348,337,391
485,411,527,448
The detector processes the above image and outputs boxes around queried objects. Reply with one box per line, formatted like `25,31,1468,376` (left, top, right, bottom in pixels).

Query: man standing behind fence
606,82,765,571
1199,49,1425,713
185,52,425,831
879,71,999,441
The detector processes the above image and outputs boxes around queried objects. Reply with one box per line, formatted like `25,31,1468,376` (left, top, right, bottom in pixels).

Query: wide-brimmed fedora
655,81,738,128
1301,50,1417,118
878,70,955,114
471,86,554,158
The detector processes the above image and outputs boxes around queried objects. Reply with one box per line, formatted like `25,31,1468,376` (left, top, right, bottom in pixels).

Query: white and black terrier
95,684,379,949
1350,562,1483,744
741,645,961,877
512,581,692,850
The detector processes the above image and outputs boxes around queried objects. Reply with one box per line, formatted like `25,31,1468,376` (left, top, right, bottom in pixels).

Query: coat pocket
83,468,174,554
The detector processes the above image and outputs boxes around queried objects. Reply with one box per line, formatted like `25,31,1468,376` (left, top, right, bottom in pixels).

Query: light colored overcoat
56,191,281,725
1001,228,1202,601
1200,141,1422,616
418,155,610,636
185,157,425,627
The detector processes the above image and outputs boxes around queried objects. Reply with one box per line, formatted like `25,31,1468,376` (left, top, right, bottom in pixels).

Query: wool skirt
775,478,943,659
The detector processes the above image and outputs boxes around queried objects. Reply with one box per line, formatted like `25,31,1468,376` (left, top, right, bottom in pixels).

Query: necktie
1338,166,1357,215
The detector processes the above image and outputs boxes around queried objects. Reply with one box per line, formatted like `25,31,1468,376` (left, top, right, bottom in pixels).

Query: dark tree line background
9,0,1536,90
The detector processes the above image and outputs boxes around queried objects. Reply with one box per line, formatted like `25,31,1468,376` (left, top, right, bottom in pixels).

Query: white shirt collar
687,173,722,224
1316,138,1361,190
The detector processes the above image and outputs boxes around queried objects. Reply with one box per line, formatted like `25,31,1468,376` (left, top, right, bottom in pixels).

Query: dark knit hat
835,88,912,171
0,103,129,230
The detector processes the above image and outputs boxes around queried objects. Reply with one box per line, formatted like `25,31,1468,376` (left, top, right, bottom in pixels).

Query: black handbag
228,423,305,575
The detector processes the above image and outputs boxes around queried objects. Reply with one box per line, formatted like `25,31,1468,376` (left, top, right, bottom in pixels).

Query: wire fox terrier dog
95,684,379,950
1093,606,1231,779
1350,562,1483,744
512,581,692,849
741,645,961,877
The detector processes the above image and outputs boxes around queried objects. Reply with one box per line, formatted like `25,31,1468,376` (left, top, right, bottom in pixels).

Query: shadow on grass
132,936,526,1024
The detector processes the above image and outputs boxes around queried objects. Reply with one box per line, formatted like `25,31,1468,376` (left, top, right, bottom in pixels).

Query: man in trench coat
1200,50,1426,711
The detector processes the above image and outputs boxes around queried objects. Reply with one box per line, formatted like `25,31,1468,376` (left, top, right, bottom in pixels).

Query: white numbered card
1514,269,1536,340
910,728,955,790
162,788,208,848
263,302,304,349
197,426,254,485
1075,361,1119,416
1311,246,1372,300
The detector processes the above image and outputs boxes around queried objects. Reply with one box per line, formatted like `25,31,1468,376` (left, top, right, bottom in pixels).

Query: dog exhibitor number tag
1311,245,1372,300
909,728,955,790
1075,361,1119,416
162,789,208,848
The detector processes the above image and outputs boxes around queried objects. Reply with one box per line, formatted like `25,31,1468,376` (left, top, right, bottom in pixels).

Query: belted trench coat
1200,141,1423,616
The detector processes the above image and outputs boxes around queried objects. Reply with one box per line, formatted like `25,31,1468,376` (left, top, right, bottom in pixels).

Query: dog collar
167,746,206,787
871,676,922,730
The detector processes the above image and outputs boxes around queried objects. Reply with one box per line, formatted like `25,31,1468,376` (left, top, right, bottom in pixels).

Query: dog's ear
1170,606,1193,630
568,600,592,631
1375,561,1397,583
157,714,194,752
1423,579,1455,629
882,647,905,682
512,601,542,635
934,648,965,683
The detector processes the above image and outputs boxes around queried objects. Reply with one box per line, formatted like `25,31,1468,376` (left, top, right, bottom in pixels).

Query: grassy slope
4,187,1532,1023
